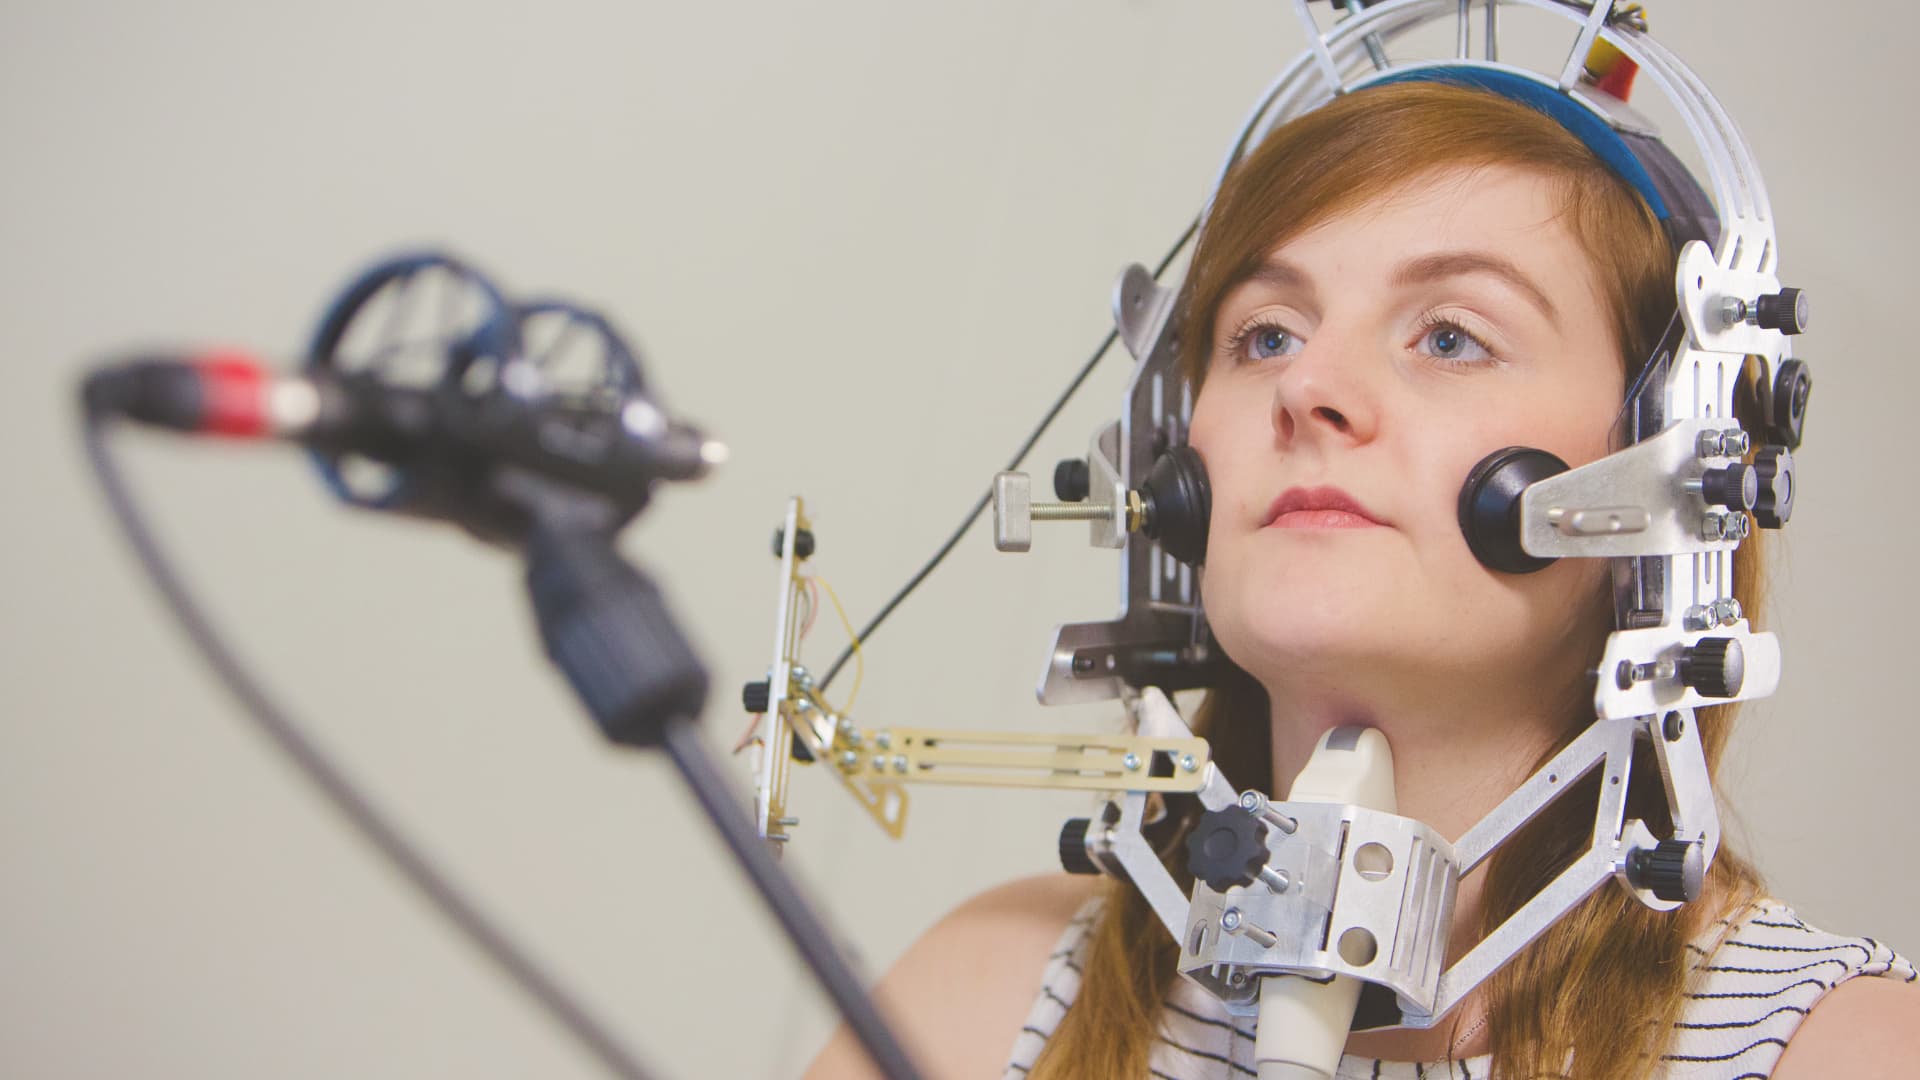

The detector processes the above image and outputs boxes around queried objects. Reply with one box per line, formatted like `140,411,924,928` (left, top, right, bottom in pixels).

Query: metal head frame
999,0,1811,1032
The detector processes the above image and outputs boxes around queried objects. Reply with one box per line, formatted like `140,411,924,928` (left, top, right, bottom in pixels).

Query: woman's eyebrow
1245,256,1318,302
1390,251,1559,325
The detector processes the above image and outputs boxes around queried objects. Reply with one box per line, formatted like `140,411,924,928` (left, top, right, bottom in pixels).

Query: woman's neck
1261,673,1572,1063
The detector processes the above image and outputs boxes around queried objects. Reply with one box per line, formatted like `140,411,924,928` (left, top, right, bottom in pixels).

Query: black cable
81,415,661,1080
818,216,1200,692
658,715,923,1080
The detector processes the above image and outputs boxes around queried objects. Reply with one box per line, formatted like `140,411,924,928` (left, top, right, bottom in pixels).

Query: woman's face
1190,164,1625,703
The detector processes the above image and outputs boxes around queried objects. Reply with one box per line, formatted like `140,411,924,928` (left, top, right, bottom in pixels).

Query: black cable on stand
80,417,663,1080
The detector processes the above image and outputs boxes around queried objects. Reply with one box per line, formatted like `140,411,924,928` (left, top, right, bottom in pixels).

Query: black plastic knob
1679,637,1744,699
1058,818,1100,876
1752,446,1794,529
1700,463,1758,512
1139,445,1211,566
1458,447,1569,574
1053,459,1091,502
741,679,771,713
1753,288,1810,335
1184,805,1270,892
1626,839,1705,903
771,527,815,559
1768,359,1811,449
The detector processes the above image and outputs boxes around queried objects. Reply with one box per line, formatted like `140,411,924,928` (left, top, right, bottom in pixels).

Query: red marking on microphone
192,349,270,437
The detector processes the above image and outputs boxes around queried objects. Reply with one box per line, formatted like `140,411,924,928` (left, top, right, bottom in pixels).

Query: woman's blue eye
1420,323,1491,363
1247,327,1295,360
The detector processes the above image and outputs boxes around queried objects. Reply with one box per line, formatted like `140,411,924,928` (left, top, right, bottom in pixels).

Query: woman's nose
1270,343,1379,447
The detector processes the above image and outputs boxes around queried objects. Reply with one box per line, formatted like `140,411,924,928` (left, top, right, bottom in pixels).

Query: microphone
82,350,725,508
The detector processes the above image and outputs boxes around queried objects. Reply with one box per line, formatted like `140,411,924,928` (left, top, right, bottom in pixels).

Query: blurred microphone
82,350,725,503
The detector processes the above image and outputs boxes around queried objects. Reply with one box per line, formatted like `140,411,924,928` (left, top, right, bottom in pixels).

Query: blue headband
1369,66,1672,221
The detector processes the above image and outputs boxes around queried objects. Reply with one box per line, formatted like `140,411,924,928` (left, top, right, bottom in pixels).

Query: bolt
1180,754,1198,773
1699,513,1728,541
1712,597,1743,626
892,754,908,774
1725,430,1751,457
1696,429,1726,458
839,750,859,768
1123,753,1142,772
1220,908,1279,949
1227,970,1249,989
1663,713,1686,742
1239,790,1298,833
792,667,814,691
795,696,815,714
875,731,892,751
1618,658,1679,689
1259,866,1292,894
1724,514,1752,541
1720,296,1749,327
846,729,863,749
777,816,800,827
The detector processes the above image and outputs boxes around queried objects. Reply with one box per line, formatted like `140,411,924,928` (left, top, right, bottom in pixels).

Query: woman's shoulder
802,873,1102,1080
1685,897,1920,1078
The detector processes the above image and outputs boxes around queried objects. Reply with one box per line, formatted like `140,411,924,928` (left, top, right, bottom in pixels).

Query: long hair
1031,82,1765,1079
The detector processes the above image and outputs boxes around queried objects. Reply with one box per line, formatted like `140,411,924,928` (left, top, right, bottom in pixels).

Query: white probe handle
1255,727,1396,1080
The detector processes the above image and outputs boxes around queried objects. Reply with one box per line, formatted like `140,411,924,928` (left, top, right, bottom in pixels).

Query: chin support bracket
1092,688,1718,1031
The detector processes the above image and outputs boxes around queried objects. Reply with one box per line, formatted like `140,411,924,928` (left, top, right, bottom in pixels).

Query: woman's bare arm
1770,975,1920,1079
800,873,1098,1080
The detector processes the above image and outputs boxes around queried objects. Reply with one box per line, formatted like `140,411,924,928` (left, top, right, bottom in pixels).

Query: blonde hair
1032,81,1765,1080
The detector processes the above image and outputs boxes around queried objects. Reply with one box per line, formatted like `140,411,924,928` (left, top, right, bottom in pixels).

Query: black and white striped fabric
1002,897,1914,1079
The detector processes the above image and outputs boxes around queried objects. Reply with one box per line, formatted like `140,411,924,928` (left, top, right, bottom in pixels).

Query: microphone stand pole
523,522,924,1080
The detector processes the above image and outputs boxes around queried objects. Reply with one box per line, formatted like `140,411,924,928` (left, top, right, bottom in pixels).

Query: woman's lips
1264,486,1386,529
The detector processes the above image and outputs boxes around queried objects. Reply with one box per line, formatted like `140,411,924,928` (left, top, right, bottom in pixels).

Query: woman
808,81,1918,1078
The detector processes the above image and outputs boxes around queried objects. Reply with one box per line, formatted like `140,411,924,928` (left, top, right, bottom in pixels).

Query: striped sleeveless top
1003,897,1914,1079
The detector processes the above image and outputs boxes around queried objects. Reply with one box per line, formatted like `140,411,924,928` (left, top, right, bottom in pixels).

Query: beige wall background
2,3,1912,1077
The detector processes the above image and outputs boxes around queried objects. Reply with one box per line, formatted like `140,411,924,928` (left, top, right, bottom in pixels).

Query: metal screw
1699,513,1728,541
1726,430,1752,457
1618,658,1679,689
846,729,863,749
1123,753,1142,772
792,667,814,691
875,731,892,751
1259,866,1292,894
1220,907,1279,949
777,816,800,827
1179,754,1198,773
1662,713,1686,742
870,755,886,772
1720,296,1749,327
1227,970,1249,989
1697,429,1725,458
839,750,859,768
892,754,908,774
1724,514,1752,541
1239,790,1298,834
